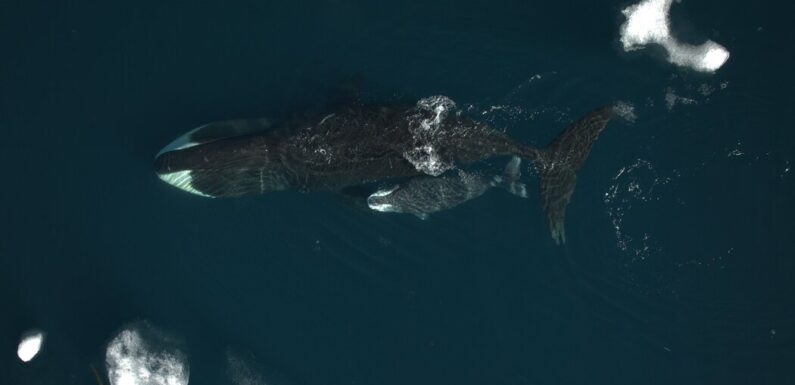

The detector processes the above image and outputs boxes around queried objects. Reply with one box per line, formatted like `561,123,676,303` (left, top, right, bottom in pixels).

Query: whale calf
367,157,527,219
154,97,614,243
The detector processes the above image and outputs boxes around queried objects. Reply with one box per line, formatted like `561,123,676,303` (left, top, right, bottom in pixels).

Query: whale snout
367,186,400,212
153,151,173,175
153,150,215,198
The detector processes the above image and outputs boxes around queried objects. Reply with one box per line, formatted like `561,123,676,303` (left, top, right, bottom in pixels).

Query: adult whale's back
154,99,614,243
154,105,421,195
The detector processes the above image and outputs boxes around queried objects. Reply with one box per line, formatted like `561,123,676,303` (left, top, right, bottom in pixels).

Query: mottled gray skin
367,171,497,219
366,157,526,219
154,102,614,243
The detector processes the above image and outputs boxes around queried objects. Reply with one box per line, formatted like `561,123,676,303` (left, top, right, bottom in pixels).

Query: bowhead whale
154,97,614,244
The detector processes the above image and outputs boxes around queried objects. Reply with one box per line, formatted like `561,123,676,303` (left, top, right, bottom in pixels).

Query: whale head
366,186,401,212
154,119,287,198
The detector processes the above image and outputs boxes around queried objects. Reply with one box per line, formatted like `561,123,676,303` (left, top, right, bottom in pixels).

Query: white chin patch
367,187,399,212
157,170,214,198
368,202,396,212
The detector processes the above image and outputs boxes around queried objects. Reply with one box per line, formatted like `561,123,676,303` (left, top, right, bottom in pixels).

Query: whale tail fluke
531,107,615,244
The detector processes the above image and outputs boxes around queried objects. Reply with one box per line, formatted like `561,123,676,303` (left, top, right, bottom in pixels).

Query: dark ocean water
2,0,794,384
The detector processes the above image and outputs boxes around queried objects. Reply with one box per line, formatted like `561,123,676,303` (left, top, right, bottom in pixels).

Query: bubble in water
664,87,698,110
415,95,456,131
105,321,189,385
227,350,267,385
604,159,674,260
402,96,459,176
613,101,638,123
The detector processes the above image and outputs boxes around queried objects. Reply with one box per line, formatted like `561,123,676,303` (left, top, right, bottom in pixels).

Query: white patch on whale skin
158,170,215,198
369,185,399,197
619,0,730,72
367,186,400,212
368,202,396,212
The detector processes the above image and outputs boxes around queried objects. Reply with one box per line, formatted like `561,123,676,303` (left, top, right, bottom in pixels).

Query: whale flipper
533,107,614,244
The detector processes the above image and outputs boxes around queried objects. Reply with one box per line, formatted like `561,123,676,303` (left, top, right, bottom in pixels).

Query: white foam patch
613,101,638,123
619,0,730,72
158,170,215,198
404,144,450,176
698,83,715,96
403,96,458,176
105,322,189,385
664,87,697,110
17,330,45,362
604,159,674,260
226,350,267,385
